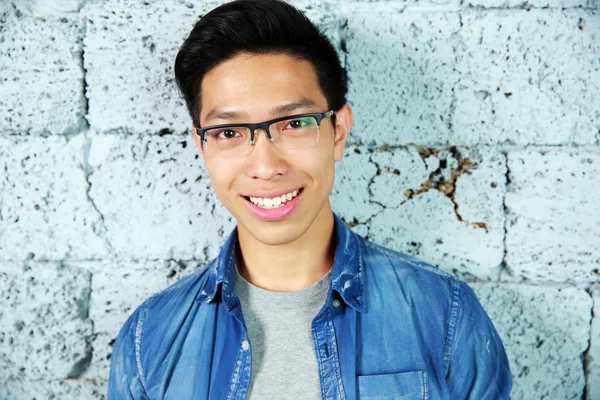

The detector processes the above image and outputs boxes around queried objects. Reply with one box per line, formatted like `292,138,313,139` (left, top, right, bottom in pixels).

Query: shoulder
357,236,469,323
360,236,458,293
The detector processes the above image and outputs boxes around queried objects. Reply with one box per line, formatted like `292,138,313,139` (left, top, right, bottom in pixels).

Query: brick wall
0,0,598,398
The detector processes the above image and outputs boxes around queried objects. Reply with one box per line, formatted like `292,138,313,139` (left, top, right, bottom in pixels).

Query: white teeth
248,189,301,209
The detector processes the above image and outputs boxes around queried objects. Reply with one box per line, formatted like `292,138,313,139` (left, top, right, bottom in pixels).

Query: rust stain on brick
417,146,432,159
400,146,488,230
473,222,488,229
437,181,454,195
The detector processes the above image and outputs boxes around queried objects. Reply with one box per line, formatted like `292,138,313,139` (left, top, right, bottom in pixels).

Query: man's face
193,52,352,246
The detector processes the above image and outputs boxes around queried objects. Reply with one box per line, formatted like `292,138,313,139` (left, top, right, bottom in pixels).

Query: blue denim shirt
109,214,512,399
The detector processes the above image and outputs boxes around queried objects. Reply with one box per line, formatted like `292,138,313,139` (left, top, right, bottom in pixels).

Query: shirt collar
196,213,366,313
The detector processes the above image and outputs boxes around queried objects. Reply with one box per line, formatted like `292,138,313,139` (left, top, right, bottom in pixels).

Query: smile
246,189,301,209
243,188,304,221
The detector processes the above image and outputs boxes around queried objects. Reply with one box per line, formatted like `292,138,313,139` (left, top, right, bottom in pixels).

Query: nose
244,128,288,181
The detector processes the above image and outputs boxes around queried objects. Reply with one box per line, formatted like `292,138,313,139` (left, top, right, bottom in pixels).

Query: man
108,0,512,398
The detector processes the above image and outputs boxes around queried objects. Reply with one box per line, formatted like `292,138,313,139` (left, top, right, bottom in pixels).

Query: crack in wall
73,19,115,255
499,151,511,280
582,285,596,400
67,271,94,379
79,18,90,129
80,134,114,253
581,285,600,399
60,14,90,140
366,150,388,213
359,147,389,239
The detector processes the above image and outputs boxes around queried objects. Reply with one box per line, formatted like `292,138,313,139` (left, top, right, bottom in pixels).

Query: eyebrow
202,98,319,125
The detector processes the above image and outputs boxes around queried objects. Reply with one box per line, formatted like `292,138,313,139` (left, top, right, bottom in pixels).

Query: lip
242,188,303,221
242,187,302,199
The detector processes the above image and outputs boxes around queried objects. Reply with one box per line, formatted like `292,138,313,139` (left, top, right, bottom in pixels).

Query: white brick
83,0,341,134
472,283,592,400
2,377,106,400
86,132,233,260
505,150,600,282
331,145,382,224
82,1,216,134
587,285,600,400
0,135,110,261
346,6,460,146
0,9,86,135
12,0,85,17
454,9,600,145
454,147,506,229
368,146,505,279
0,262,93,380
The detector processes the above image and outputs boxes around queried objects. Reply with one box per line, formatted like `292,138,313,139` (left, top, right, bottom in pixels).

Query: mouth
243,188,303,209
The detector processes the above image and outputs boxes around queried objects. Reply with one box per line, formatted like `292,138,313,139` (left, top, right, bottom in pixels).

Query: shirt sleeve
445,281,512,399
108,304,149,400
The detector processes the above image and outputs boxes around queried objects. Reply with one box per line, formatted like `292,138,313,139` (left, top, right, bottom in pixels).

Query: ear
192,125,206,158
333,104,354,162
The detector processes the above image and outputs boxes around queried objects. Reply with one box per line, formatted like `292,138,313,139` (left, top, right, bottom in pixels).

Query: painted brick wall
0,0,598,398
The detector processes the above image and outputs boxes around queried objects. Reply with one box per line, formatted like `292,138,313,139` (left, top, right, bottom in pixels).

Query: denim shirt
109,214,512,399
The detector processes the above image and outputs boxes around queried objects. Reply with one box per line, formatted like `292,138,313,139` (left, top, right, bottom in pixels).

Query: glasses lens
269,116,319,150
204,126,251,157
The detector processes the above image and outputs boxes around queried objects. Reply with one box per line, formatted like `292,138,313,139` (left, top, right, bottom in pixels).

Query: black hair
174,0,346,128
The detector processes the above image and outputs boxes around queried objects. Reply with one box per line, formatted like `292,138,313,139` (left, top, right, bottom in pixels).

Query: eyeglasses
195,110,335,158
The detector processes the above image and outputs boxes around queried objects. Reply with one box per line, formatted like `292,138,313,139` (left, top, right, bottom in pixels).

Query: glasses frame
195,110,335,156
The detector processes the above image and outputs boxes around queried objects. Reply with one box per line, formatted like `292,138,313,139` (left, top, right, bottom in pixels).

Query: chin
251,230,298,246
239,216,307,246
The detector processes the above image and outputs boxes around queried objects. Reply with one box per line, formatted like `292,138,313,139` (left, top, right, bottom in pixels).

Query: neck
236,202,336,292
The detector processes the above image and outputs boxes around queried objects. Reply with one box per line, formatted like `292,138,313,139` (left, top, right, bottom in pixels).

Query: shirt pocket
357,370,429,400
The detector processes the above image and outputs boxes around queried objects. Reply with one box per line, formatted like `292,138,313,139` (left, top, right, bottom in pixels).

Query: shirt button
332,299,341,308
241,340,250,351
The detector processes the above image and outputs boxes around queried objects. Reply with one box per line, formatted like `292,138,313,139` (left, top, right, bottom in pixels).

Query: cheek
295,148,336,190
205,161,241,201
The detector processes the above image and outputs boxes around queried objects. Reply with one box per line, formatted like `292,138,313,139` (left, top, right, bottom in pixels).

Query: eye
207,128,243,140
288,119,303,128
221,129,238,139
286,118,313,129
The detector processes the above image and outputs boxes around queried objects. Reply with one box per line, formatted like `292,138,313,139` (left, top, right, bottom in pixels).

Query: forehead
199,53,328,123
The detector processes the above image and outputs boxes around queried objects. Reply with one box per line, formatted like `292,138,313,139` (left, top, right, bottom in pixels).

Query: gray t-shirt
235,266,332,399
